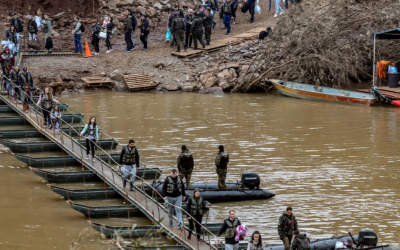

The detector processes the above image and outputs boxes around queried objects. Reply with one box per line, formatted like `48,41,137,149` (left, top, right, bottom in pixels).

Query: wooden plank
123,74,157,92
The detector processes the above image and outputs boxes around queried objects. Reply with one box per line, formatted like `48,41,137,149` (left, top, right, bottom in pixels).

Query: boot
175,48,181,53
206,42,210,45
130,182,134,191
123,180,127,189
202,44,206,49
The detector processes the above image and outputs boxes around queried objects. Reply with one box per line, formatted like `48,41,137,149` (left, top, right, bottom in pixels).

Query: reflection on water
1,91,400,249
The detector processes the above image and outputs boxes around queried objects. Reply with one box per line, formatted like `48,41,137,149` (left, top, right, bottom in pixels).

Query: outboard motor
371,86,392,104
240,172,260,190
357,229,378,248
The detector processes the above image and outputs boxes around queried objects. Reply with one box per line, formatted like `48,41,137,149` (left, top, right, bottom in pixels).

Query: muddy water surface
1,92,400,249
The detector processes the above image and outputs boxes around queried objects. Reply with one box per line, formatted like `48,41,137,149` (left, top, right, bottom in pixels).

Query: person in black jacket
91,19,101,54
105,17,114,53
119,139,140,191
26,15,38,54
217,209,242,250
140,14,149,50
186,188,210,242
167,8,177,47
162,169,186,228
184,9,194,48
10,13,23,42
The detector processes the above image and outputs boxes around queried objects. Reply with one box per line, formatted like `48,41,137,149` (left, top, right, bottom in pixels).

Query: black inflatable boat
145,172,275,202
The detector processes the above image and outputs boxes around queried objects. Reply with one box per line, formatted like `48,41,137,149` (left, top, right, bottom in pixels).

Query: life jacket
84,124,97,137
224,2,234,14
282,215,294,232
43,18,51,33
295,234,311,250
190,197,203,216
40,93,53,108
166,176,183,194
52,111,61,123
10,69,19,83
216,151,229,169
28,20,36,33
249,241,264,250
1,53,13,68
180,150,194,169
9,31,17,45
12,17,21,32
225,217,238,238
122,145,137,165
209,0,216,9
124,15,132,30
19,72,32,87
173,17,185,30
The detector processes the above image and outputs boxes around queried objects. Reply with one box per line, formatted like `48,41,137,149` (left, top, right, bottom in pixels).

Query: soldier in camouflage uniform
278,207,298,250
291,230,311,250
190,12,206,50
177,145,194,189
171,11,186,52
215,145,229,190
203,7,213,45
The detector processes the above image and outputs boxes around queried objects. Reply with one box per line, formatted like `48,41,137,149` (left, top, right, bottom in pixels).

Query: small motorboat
146,172,275,202
270,79,377,106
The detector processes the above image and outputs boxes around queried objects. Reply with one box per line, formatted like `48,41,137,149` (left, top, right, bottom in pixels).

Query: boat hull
0,127,84,138
89,221,222,238
272,81,376,106
0,138,118,153
49,185,120,199
0,113,84,125
67,201,145,218
30,167,162,182
15,153,120,167
147,182,275,202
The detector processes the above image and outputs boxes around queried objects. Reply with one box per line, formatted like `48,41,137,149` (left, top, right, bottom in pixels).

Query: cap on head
12,13,16,16
170,8,175,12
4,48,9,52
218,145,224,151
182,145,186,150
142,13,148,17
23,67,27,72
26,15,32,19
188,8,193,12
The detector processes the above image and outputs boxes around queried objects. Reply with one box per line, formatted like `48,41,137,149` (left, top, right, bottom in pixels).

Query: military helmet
194,11,199,16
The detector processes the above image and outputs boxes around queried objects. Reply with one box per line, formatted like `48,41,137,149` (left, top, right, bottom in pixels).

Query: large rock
118,22,124,30
182,86,194,92
146,8,158,18
110,70,123,81
75,81,85,89
138,0,149,7
199,87,224,95
225,62,240,69
228,68,237,78
63,81,74,89
217,69,232,84
55,74,63,83
100,72,106,77
154,2,163,10
200,73,212,84
137,6,147,15
108,1,117,9
205,76,218,89
164,83,179,91
116,13,125,22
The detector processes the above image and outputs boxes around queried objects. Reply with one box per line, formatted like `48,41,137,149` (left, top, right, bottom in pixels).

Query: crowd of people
3,0,301,57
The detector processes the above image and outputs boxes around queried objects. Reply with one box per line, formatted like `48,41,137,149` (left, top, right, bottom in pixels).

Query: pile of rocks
36,74,86,96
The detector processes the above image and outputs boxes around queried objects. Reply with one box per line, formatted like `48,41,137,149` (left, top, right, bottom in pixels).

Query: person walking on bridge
278,206,298,250
80,117,99,162
36,86,59,129
177,145,194,189
186,188,210,242
162,169,186,229
215,145,229,190
119,139,140,191
216,209,242,250
9,65,20,101
18,67,34,113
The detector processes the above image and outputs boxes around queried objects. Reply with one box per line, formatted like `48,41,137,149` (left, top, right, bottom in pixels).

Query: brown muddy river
1,92,400,249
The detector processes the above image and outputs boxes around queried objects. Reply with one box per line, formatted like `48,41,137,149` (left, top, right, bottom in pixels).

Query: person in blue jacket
80,117,99,162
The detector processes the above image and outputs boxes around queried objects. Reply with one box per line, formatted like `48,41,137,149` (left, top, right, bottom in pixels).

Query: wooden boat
147,182,275,202
0,138,118,153
67,200,208,218
49,184,120,199
0,104,69,113
0,113,84,125
0,127,84,138
270,79,377,106
30,167,162,182
67,200,145,218
15,153,120,167
88,221,223,238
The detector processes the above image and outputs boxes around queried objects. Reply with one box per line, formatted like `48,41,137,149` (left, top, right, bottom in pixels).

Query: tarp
374,28,400,40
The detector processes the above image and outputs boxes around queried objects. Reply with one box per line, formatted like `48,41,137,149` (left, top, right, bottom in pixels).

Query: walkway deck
0,93,214,250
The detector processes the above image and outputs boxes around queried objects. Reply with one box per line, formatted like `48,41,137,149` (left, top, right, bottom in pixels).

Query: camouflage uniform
203,12,213,44
215,151,229,190
171,16,186,51
278,211,298,250
177,149,194,188
291,234,310,250
190,15,205,49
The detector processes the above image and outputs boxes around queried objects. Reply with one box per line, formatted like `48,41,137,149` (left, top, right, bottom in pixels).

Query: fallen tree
233,0,400,92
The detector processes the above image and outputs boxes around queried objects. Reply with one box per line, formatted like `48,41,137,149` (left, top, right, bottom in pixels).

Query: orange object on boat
377,61,394,79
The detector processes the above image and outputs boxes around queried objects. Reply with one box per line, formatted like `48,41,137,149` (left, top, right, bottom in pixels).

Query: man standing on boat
119,139,140,191
162,169,186,229
177,145,194,189
215,145,229,190
278,207,298,250
216,209,242,250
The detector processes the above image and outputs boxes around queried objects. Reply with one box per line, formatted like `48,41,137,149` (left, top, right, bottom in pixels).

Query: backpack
45,36,53,49
241,1,250,13
132,16,138,29
258,31,268,39
181,152,194,169
80,22,85,32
